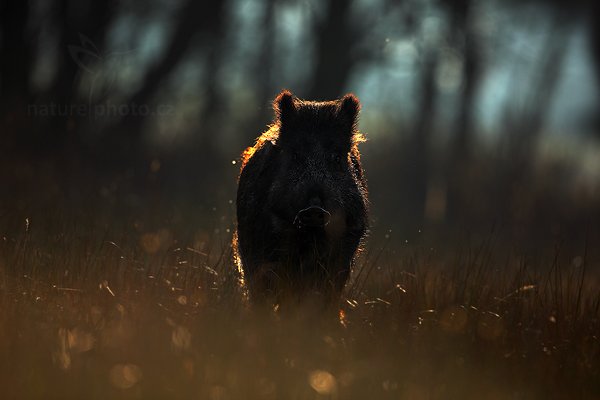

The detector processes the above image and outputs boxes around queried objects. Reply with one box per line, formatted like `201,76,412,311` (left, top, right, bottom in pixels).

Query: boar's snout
293,206,331,229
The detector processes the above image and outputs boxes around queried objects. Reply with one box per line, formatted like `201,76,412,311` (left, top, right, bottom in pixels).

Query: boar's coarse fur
234,90,369,304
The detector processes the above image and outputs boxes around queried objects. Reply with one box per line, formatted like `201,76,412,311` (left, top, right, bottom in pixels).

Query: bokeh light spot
308,370,337,395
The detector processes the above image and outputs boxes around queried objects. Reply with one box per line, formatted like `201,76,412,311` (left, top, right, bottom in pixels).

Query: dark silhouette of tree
44,0,116,151
444,0,483,223
182,1,231,193
589,0,600,139
192,3,230,153
592,1,600,85
307,0,356,100
404,47,438,228
0,0,33,151
0,1,31,102
247,0,276,142
486,12,572,229
108,0,228,160
448,0,480,160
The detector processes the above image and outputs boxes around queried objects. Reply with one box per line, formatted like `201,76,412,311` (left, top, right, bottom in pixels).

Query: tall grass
0,213,598,399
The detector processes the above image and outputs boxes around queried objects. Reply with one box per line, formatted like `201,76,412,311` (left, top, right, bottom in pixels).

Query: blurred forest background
1,0,599,253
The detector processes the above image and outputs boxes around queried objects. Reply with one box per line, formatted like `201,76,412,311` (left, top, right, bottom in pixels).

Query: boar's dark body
234,90,368,304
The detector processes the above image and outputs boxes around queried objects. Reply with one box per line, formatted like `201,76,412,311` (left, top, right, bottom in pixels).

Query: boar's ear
273,90,297,128
338,93,360,132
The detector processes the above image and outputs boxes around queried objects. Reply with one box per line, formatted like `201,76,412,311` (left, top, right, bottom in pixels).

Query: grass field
0,208,598,400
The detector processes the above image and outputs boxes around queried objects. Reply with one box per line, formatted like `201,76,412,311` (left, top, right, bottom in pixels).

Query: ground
0,209,598,399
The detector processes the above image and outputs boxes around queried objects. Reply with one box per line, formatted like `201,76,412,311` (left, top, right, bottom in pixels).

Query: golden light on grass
109,363,142,389
308,370,337,396
2,204,598,398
